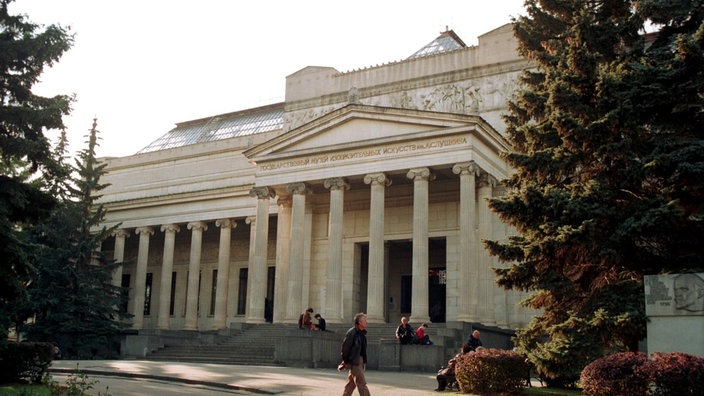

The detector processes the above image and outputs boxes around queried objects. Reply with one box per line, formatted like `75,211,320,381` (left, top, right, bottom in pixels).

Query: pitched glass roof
138,103,284,154
407,29,468,60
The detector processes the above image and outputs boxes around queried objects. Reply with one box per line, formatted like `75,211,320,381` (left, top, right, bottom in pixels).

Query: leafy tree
486,0,704,386
0,0,73,343
22,119,129,358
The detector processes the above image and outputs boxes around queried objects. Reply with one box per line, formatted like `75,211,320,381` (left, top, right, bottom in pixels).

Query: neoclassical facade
99,24,536,332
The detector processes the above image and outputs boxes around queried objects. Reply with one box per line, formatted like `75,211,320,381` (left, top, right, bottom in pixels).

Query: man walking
340,312,370,396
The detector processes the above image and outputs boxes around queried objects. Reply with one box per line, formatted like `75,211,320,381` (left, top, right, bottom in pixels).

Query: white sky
13,0,526,158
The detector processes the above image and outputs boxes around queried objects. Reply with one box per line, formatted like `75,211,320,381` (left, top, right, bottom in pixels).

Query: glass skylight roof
138,104,284,154
407,29,467,60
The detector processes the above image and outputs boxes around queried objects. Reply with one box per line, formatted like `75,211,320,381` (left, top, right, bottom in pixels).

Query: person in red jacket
416,322,432,345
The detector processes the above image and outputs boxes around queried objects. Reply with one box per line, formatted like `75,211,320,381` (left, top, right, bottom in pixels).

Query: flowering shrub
635,352,704,396
580,352,648,396
581,351,704,396
455,348,529,394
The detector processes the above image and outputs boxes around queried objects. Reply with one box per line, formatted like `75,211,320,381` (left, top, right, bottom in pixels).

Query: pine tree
0,0,73,343
23,119,129,358
486,0,704,386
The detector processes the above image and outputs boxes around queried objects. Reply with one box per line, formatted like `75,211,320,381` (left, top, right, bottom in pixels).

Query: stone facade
98,24,537,332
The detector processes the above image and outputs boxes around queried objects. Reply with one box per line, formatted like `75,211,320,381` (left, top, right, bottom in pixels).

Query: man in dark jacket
340,312,369,396
314,313,326,331
465,329,482,351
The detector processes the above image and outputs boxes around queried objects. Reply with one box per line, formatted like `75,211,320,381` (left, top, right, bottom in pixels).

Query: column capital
277,195,292,207
160,223,181,234
452,161,480,176
187,221,208,232
478,172,498,189
245,216,256,226
407,167,435,182
112,228,131,239
250,186,275,200
324,177,350,191
286,182,309,195
135,226,154,236
364,172,391,186
215,218,237,229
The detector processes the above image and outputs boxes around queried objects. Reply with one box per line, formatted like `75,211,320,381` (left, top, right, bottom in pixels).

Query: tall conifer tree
0,0,73,343
486,0,704,385
23,120,129,358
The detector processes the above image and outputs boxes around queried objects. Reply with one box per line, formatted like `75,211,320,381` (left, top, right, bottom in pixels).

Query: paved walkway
49,360,450,395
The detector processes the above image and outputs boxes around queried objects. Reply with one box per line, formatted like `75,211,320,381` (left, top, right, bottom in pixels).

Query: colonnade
109,162,499,331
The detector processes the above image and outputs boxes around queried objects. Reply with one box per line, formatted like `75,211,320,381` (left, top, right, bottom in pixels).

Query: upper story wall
284,24,527,135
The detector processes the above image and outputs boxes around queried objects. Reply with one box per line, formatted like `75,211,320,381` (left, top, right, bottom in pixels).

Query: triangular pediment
244,104,512,187
245,104,504,160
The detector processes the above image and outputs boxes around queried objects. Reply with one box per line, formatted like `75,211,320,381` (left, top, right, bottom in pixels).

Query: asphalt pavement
49,360,451,396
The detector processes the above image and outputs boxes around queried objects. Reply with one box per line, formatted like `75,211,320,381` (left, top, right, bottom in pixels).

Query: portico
97,24,537,333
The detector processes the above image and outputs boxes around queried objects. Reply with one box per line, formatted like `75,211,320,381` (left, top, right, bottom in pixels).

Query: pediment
244,104,512,186
245,104,503,160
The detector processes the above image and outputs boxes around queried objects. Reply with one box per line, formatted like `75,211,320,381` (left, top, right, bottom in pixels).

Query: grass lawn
0,383,51,395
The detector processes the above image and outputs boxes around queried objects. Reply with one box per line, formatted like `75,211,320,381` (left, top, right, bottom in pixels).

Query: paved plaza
50,360,450,395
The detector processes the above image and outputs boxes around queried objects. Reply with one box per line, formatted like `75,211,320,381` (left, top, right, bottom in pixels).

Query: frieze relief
283,72,520,134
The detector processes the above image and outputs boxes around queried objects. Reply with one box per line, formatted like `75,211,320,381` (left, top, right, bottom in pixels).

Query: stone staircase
145,324,295,366
144,322,466,367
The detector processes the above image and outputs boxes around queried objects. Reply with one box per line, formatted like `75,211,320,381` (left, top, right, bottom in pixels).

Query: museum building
98,23,537,334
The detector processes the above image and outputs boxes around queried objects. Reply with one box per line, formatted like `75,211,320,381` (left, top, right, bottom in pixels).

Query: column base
366,315,386,324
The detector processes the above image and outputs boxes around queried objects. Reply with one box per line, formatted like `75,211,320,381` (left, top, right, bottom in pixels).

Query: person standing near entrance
340,312,370,396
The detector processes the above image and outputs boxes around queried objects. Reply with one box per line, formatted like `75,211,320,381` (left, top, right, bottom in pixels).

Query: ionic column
364,173,391,323
184,221,208,330
157,224,180,329
247,187,273,323
273,196,292,323
407,167,434,324
111,229,130,287
478,173,497,325
285,182,308,322
452,162,480,322
132,226,154,329
324,177,349,323
213,218,236,330
244,216,256,317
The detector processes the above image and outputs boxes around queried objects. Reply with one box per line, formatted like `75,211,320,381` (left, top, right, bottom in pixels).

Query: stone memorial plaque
645,273,704,316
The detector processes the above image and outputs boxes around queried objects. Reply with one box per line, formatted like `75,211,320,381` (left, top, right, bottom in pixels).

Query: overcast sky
14,0,526,158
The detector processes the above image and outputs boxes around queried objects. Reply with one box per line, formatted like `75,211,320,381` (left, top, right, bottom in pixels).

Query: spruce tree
0,0,73,343
23,120,129,358
486,0,704,386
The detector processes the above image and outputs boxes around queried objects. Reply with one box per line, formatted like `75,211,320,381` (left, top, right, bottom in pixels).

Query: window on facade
169,272,177,316
237,268,248,315
144,272,153,316
120,274,130,313
210,269,218,316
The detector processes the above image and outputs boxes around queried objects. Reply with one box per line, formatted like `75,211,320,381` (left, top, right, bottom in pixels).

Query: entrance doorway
393,238,446,323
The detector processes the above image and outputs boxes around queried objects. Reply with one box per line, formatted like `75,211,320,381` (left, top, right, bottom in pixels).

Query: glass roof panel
138,106,284,154
407,29,467,60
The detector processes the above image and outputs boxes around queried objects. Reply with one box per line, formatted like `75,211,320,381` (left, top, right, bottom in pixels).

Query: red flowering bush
455,348,529,395
635,352,704,396
581,351,704,396
580,352,648,396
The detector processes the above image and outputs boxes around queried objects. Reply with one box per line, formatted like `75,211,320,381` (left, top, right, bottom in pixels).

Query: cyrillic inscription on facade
260,136,468,171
